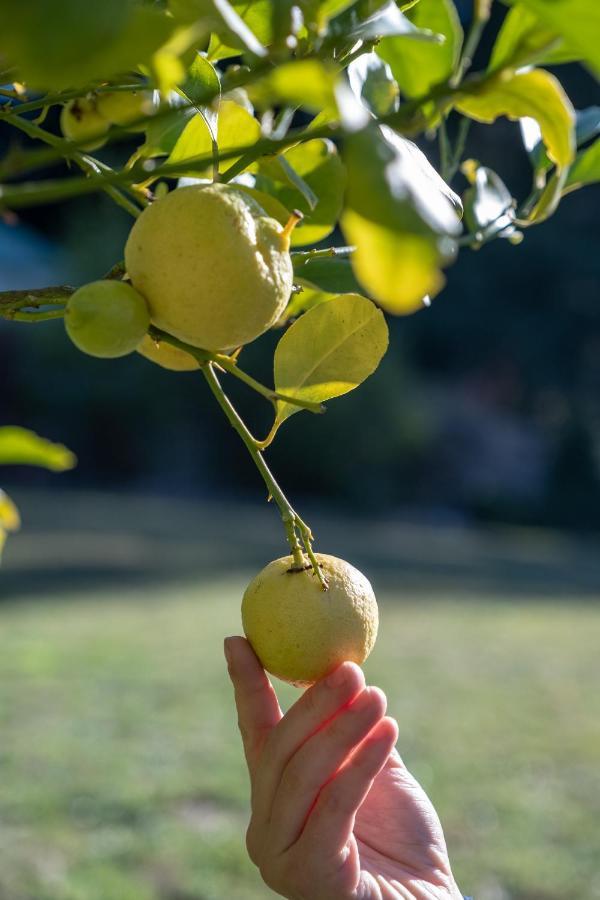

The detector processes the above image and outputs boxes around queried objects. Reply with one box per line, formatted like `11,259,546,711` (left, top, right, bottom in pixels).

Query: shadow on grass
2,489,599,602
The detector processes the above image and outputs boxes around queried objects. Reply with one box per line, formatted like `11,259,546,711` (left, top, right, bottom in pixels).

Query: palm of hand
339,752,459,900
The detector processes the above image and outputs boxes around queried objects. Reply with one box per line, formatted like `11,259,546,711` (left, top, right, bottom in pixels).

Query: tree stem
202,363,327,586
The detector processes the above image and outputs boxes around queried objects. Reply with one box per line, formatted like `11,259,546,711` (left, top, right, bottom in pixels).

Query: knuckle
245,821,261,865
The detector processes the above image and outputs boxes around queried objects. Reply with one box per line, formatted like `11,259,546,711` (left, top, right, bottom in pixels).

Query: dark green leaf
292,256,363,294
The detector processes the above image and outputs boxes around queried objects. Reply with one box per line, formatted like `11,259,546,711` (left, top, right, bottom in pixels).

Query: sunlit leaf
273,293,388,425
331,0,438,41
489,4,576,73
282,278,338,321
258,156,319,210
0,427,77,471
249,59,338,116
169,0,271,59
167,98,260,175
341,209,444,313
0,489,20,531
256,139,346,247
455,69,575,168
378,0,462,98
522,106,600,178
565,138,600,189
346,52,399,117
292,255,363,294
516,0,600,77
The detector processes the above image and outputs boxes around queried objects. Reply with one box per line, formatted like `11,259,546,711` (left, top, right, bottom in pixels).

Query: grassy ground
1,578,599,900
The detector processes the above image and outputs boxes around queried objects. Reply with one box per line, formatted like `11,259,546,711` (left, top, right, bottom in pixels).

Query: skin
225,636,463,900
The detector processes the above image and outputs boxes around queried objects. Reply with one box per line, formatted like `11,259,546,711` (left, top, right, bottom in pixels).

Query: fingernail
326,663,350,689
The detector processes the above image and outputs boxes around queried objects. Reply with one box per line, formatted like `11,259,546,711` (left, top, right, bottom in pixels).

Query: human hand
225,636,463,900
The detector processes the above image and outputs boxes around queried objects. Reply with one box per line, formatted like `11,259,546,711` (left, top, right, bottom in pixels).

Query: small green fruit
242,554,379,687
124,183,294,352
65,281,150,359
137,334,200,371
60,98,110,151
96,90,159,130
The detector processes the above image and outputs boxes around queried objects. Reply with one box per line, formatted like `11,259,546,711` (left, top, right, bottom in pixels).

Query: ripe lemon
60,98,109,150
242,554,379,687
124,184,293,352
65,280,150,358
137,334,200,371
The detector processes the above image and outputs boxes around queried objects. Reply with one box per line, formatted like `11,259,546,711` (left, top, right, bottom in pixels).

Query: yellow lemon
65,281,150,358
60,98,109,150
124,184,294,352
96,89,158,130
137,334,200,371
242,554,378,687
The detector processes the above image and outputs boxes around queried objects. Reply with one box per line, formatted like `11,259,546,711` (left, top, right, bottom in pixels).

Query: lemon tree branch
202,362,327,588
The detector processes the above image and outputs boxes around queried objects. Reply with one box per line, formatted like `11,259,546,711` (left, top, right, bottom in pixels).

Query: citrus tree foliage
0,0,598,565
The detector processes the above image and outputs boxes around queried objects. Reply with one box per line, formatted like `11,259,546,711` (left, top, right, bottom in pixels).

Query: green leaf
488,4,576,73
455,69,575,168
167,97,260,175
211,0,267,57
144,99,197,157
522,106,600,178
0,489,20,531
0,427,77,472
169,0,271,59
565,138,600,188
346,52,400,117
257,156,319,211
342,124,460,312
341,210,444,313
249,59,338,116
1,2,176,90
255,139,346,247
282,278,338,321
515,0,600,77
331,0,437,40
377,0,462,98
292,256,363,294
178,53,221,144
273,293,388,425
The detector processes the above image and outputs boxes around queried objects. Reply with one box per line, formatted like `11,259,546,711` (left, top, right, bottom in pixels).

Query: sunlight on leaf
0,427,77,471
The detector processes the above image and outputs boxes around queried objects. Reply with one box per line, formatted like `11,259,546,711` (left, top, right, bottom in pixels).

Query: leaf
346,52,400,117
144,97,197,157
377,0,462,98
282,278,338,321
462,166,517,239
211,0,267,57
0,489,20,531
255,139,346,247
455,69,575,168
1,2,176,90
331,0,438,41
292,256,363,294
488,5,575,73
257,156,319,210
167,98,260,175
0,427,77,471
249,59,338,117
342,124,460,312
522,106,600,178
178,53,221,143
565,138,600,189
341,210,444,313
273,293,388,425
515,0,600,77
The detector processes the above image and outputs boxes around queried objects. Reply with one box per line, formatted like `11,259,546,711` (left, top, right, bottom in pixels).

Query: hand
225,636,463,900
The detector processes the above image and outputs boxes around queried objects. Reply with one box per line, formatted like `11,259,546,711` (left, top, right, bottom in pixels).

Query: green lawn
0,579,599,900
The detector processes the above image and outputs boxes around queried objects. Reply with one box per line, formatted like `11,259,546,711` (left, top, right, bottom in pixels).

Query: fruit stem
281,210,303,244
202,363,326,585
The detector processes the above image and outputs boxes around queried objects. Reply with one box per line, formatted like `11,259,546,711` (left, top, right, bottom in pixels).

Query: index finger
224,636,282,775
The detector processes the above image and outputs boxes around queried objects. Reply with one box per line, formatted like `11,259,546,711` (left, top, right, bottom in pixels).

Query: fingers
268,686,389,854
251,661,365,826
225,636,282,775
300,716,399,860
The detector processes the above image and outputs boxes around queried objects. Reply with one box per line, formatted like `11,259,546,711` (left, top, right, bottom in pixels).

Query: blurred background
1,4,599,899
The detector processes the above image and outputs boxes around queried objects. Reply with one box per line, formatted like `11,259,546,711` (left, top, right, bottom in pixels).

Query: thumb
224,636,282,775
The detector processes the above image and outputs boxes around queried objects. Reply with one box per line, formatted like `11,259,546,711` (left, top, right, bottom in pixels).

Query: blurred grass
1,578,599,900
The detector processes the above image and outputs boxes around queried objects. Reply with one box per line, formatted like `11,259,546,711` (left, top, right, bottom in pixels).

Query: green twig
202,363,327,586
1,308,65,322
451,0,491,88
291,245,355,266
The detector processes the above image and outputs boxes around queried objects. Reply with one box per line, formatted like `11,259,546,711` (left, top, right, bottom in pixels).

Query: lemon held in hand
124,184,294,352
65,280,150,359
242,554,378,687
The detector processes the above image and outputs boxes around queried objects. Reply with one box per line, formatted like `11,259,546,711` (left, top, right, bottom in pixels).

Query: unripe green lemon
242,554,379,687
96,89,159,130
124,184,294,352
65,281,150,359
137,334,200,371
60,98,110,150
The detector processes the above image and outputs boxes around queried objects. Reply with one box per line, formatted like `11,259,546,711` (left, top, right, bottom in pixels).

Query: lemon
242,554,379,687
124,184,294,352
96,89,158,130
65,280,150,358
137,334,200,371
60,98,110,150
